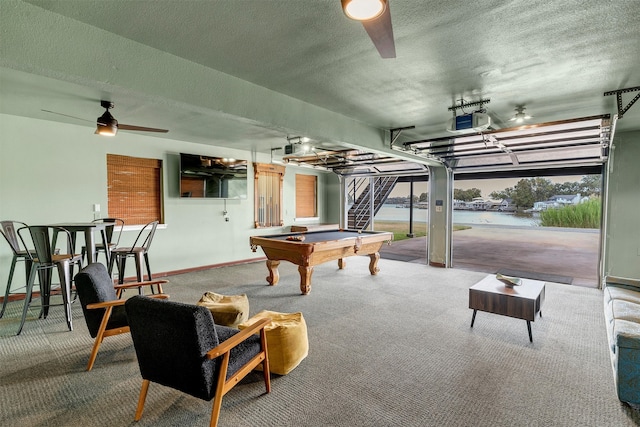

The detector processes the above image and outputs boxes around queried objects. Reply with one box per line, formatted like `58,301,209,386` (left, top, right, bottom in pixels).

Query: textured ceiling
1,0,639,162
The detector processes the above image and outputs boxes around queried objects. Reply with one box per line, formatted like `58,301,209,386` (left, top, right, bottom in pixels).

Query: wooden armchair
74,263,168,371
124,296,271,427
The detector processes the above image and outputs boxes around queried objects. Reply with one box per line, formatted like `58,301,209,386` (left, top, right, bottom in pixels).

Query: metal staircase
347,176,398,229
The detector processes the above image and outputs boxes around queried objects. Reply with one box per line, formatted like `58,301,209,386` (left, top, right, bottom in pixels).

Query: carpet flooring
1,257,638,426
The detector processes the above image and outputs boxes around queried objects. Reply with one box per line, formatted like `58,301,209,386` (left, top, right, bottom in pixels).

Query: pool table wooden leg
266,260,280,285
298,265,313,295
338,258,345,269
368,252,380,275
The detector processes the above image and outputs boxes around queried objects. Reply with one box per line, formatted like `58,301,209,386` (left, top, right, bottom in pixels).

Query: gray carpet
1,257,638,426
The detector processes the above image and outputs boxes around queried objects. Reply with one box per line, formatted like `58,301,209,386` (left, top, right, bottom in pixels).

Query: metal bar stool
108,221,159,293
81,218,124,266
16,225,83,335
0,220,34,319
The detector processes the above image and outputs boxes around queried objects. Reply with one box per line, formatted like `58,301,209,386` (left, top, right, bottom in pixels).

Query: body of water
375,205,540,227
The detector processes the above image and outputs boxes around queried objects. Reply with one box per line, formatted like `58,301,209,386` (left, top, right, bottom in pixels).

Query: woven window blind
295,174,317,218
253,163,285,228
107,154,163,225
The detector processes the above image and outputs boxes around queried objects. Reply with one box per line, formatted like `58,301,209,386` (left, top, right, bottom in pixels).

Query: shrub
539,198,601,228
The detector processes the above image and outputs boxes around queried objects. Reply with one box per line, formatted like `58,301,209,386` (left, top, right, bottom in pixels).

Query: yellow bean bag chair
239,310,308,375
196,292,249,327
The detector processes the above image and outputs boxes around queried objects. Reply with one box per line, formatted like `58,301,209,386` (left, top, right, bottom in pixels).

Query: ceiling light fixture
341,0,386,21
96,114,117,136
509,106,532,124
96,102,118,136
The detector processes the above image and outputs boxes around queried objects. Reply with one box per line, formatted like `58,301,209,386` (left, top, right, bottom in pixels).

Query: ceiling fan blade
118,123,169,133
361,2,396,58
41,109,93,123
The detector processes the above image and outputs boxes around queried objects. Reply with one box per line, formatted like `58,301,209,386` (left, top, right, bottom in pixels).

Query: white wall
0,114,339,294
604,129,640,279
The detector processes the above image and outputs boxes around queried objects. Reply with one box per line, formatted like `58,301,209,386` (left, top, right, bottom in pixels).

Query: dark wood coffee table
469,274,545,342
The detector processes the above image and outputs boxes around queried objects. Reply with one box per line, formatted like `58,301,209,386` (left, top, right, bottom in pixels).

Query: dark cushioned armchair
74,263,168,371
124,295,271,427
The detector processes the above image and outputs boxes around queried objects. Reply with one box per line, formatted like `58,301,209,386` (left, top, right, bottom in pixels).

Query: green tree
512,179,535,208
418,192,428,202
580,175,601,196
467,188,482,200
529,177,554,203
553,181,581,195
454,188,482,201
489,188,513,199
488,175,602,209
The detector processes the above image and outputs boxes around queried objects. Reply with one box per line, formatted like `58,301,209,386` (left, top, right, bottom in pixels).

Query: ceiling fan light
96,111,118,136
342,0,385,21
96,123,117,136
509,107,532,124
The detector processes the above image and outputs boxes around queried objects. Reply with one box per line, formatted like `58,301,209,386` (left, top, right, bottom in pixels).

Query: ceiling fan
42,100,169,136
342,0,396,59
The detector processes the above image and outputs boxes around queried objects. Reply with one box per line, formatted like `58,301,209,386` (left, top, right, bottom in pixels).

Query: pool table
250,229,393,295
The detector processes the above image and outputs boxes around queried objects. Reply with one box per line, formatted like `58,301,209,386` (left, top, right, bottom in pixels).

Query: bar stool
0,220,34,319
16,225,83,335
81,218,124,266
108,221,158,290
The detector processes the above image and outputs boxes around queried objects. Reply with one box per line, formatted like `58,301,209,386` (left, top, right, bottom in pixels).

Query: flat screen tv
179,153,248,199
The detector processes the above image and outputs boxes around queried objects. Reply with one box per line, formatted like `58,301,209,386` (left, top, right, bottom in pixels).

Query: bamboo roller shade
296,174,317,218
107,154,162,225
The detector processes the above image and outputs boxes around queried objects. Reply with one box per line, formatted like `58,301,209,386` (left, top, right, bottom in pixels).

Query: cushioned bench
603,275,640,405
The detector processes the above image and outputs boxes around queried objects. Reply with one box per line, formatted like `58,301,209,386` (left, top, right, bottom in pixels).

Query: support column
339,175,347,229
407,178,415,238
428,166,453,267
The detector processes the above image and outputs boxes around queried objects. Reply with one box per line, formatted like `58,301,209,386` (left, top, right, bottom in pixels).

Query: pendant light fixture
342,0,386,21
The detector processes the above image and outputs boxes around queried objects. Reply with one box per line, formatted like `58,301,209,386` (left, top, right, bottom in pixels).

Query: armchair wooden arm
87,294,169,310
74,263,170,372
85,292,169,371
114,279,168,296
207,317,271,359
124,297,272,426
204,316,272,418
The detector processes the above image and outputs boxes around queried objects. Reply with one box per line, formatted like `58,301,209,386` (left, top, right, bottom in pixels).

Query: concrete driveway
379,224,600,288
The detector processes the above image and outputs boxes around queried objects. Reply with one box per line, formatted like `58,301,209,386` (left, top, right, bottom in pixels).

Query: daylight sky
389,176,582,199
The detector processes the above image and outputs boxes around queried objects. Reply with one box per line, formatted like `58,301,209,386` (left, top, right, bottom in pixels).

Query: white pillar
428,166,453,267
